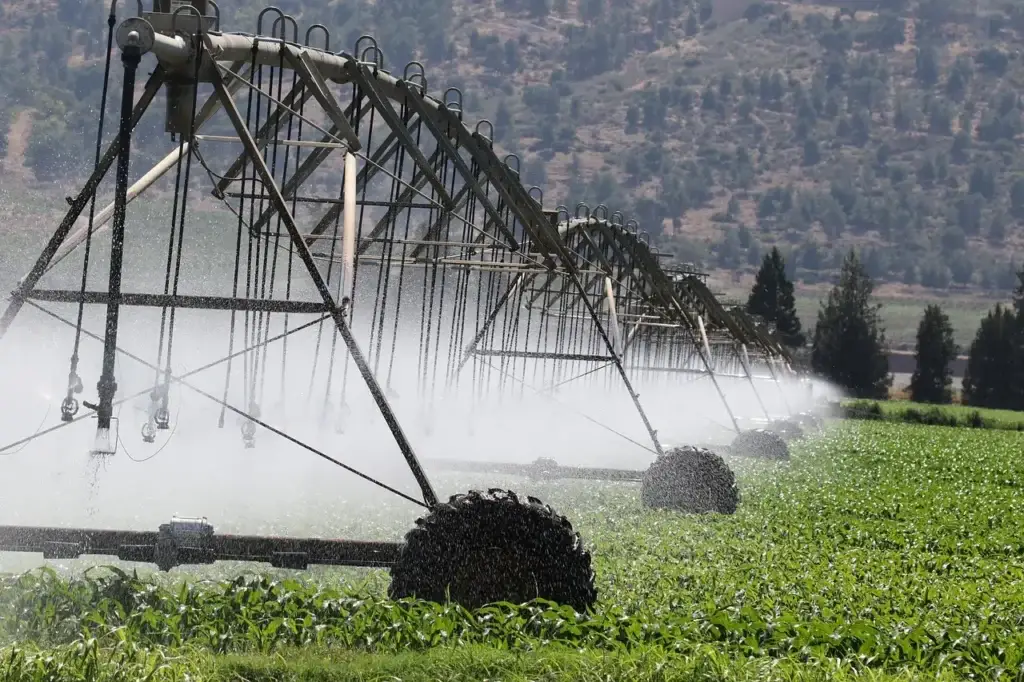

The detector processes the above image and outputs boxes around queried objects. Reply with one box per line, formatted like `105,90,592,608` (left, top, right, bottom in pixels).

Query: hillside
2,0,1024,346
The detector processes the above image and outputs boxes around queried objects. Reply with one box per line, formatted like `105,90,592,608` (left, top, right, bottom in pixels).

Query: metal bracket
285,47,362,152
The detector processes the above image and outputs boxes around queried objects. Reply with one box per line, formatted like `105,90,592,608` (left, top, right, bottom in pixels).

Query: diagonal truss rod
210,59,439,508
24,302,426,508
214,79,315,194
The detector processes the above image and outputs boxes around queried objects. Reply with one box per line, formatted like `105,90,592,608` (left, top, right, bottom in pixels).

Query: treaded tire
769,418,804,442
731,428,791,461
640,446,739,514
388,489,597,612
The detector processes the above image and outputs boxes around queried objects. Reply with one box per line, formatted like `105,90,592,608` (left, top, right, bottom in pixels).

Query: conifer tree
909,305,957,404
811,251,892,398
746,247,805,348
962,304,1023,410
1014,267,1024,315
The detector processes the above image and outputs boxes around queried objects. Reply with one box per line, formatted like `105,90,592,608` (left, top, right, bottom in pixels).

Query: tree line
744,246,1024,409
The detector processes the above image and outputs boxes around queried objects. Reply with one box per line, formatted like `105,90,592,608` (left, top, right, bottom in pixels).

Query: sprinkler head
155,407,171,430
240,420,257,448
60,396,79,422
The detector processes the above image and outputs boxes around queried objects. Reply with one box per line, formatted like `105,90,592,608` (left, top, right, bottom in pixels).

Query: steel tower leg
736,344,771,421
211,66,439,508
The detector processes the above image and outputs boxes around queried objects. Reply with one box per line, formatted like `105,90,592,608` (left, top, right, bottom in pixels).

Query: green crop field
2,421,1023,681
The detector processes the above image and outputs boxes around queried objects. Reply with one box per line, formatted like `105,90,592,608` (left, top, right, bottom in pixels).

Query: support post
210,60,439,509
736,344,771,421
565,266,664,455
93,40,144,454
340,151,357,303
695,314,741,434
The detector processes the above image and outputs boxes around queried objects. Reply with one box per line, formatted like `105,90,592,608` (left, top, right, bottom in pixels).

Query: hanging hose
218,45,262,430
62,0,119,424
278,83,304,415
253,48,294,412
242,57,267,428
316,123,349,427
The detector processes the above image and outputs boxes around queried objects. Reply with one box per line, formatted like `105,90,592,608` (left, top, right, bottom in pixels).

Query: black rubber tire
769,418,805,442
388,489,597,612
730,428,791,461
641,446,739,514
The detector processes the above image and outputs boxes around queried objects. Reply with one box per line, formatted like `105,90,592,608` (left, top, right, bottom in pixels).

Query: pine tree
962,304,1023,410
685,13,699,37
746,247,805,348
811,251,892,398
1014,266,1024,315
529,0,551,18
909,305,957,404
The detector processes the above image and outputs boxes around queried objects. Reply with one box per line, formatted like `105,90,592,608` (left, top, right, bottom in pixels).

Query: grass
0,642,967,681
715,280,1000,351
2,421,1024,679
793,291,995,351
209,645,965,681
843,399,1024,431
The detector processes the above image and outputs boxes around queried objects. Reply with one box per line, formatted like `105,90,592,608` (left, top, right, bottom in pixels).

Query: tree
685,13,699,37
962,304,1023,410
802,137,821,166
1014,267,1024,315
578,0,604,21
811,251,892,398
0,108,7,159
529,0,551,18
968,164,996,199
25,116,72,182
909,305,957,404
1010,178,1024,219
877,11,905,50
625,103,639,133
746,247,805,348
915,46,940,87
494,100,512,141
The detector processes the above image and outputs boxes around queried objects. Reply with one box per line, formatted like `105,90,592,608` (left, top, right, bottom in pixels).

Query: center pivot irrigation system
0,1,824,611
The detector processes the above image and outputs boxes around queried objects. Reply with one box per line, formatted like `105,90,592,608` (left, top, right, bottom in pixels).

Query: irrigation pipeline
0,8,803,519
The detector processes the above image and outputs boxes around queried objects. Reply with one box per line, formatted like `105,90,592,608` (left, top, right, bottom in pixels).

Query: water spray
0,3,829,612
